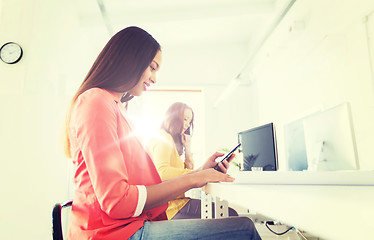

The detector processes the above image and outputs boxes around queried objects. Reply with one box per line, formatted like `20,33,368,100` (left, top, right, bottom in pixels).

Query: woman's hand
200,152,235,173
181,133,192,154
192,168,235,188
182,133,194,169
145,167,234,210
184,160,194,169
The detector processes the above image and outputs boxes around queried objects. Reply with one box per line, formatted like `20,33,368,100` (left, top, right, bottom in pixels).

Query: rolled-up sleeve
73,92,140,219
134,185,147,217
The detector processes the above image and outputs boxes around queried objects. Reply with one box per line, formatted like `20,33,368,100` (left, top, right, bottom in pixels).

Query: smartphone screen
213,143,241,172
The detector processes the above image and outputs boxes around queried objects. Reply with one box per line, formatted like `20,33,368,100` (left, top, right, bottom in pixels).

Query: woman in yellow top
148,102,238,219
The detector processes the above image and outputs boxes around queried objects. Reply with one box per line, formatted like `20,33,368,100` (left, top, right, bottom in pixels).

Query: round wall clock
0,42,23,64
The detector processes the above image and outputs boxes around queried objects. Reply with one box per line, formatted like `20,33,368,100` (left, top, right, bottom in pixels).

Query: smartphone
213,143,241,172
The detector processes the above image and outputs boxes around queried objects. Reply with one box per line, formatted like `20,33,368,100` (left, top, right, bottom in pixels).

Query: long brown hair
64,26,161,158
161,102,194,155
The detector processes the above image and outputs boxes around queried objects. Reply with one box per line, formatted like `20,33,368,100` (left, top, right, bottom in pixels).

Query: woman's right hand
145,165,234,210
182,133,192,155
191,168,235,188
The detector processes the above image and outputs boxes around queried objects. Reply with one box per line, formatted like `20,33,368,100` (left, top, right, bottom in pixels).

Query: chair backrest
52,201,73,240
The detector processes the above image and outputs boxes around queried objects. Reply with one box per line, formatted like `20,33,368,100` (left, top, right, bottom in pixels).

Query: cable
265,221,294,236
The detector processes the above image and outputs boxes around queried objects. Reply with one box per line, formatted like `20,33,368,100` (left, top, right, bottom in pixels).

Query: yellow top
147,129,193,219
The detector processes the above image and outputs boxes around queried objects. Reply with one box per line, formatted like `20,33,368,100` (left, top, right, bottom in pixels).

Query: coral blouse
67,88,167,240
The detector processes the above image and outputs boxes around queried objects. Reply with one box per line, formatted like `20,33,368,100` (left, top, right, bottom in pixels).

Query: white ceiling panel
75,0,292,86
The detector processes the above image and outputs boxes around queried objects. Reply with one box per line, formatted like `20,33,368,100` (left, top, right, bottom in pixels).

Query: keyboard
228,170,374,186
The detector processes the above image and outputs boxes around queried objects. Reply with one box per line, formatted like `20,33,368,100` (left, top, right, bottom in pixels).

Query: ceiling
75,0,293,86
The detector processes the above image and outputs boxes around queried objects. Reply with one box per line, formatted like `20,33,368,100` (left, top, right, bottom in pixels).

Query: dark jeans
172,198,239,219
129,217,262,240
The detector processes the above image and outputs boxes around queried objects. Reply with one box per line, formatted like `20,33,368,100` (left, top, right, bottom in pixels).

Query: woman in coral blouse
148,102,239,219
64,26,261,240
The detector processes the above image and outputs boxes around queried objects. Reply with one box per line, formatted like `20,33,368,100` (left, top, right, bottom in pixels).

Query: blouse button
147,212,153,218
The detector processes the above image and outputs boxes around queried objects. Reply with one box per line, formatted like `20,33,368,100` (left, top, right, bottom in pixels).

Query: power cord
264,221,294,236
264,221,310,239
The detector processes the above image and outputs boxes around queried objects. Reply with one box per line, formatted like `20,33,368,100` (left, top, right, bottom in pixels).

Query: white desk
202,171,374,240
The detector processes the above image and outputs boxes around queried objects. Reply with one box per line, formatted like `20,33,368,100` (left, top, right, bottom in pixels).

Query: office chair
52,200,72,240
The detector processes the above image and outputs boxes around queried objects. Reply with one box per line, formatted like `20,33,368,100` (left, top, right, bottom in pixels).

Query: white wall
0,0,86,239
204,84,259,154
246,0,374,170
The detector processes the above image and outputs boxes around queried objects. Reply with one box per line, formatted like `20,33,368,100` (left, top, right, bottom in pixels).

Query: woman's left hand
200,152,235,173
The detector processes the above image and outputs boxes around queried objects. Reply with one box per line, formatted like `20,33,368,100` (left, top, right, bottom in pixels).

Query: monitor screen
284,118,309,171
303,102,359,171
238,123,278,171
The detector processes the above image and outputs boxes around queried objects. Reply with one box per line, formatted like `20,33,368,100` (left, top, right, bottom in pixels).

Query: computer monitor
303,102,359,171
284,118,309,171
238,123,278,171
